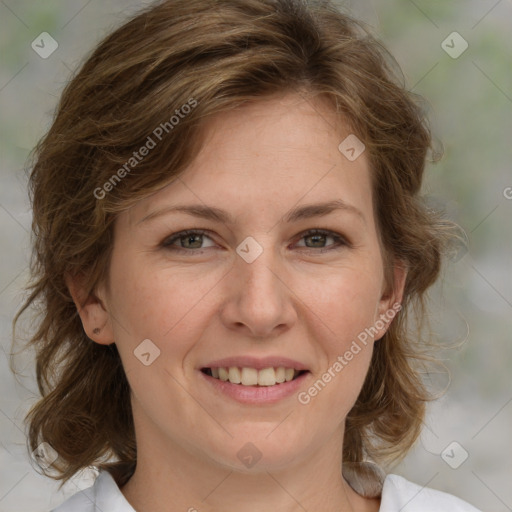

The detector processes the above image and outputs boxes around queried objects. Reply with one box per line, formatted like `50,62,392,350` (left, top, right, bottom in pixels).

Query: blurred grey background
1,1,511,511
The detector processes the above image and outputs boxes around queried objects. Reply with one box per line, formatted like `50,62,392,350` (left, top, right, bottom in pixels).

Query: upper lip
200,356,309,371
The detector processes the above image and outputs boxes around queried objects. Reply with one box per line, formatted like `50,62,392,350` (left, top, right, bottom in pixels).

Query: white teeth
241,367,258,386
284,368,294,382
228,366,241,384
275,367,286,383
208,366,302,386
258,367,276,386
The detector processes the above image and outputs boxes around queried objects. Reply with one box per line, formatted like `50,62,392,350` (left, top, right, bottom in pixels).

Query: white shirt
51,470,482,511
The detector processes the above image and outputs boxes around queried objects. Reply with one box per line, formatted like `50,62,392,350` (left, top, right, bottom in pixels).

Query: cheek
316,347,374,426
299,264,383,340
107,260,221,412
105,256,233,403
296,267,381,406
108,252,223,342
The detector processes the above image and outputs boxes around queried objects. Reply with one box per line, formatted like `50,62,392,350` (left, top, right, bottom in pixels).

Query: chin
201,431,307,473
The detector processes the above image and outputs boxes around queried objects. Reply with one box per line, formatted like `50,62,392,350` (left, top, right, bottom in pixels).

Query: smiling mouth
201,367,308,386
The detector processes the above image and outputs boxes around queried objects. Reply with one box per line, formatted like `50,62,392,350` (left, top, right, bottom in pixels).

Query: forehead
128,93,373,227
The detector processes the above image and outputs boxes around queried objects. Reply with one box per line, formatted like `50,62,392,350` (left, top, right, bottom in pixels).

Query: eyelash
161,228,350,255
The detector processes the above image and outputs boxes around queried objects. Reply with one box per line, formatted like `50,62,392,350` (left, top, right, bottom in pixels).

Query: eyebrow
137,198,366,226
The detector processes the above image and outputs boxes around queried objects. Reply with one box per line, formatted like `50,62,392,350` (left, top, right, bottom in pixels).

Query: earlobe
64,272,115,345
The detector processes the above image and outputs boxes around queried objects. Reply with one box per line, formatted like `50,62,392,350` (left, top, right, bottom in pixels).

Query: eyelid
160,228,351,253
161,229,214,249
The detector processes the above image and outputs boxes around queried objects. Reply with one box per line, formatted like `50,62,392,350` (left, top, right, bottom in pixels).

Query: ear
373,261,408,341
65,272,115,345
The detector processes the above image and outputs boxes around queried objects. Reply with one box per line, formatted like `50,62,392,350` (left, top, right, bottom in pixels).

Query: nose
219,237,297,339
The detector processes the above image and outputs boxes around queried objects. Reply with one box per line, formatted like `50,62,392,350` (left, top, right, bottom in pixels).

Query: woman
14,0,481,510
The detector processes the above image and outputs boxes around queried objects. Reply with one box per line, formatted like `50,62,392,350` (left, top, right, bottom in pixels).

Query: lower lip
199,370,310,404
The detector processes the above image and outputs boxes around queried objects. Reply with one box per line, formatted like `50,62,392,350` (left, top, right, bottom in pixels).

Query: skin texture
68,93,406,512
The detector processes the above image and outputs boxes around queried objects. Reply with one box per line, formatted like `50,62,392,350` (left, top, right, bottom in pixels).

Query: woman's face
85,93,405,472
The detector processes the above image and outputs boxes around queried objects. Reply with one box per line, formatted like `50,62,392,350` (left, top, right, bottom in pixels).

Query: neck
120,426,379,512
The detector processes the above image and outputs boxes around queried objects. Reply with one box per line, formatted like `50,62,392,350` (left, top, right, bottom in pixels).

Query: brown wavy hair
12,0,454,490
